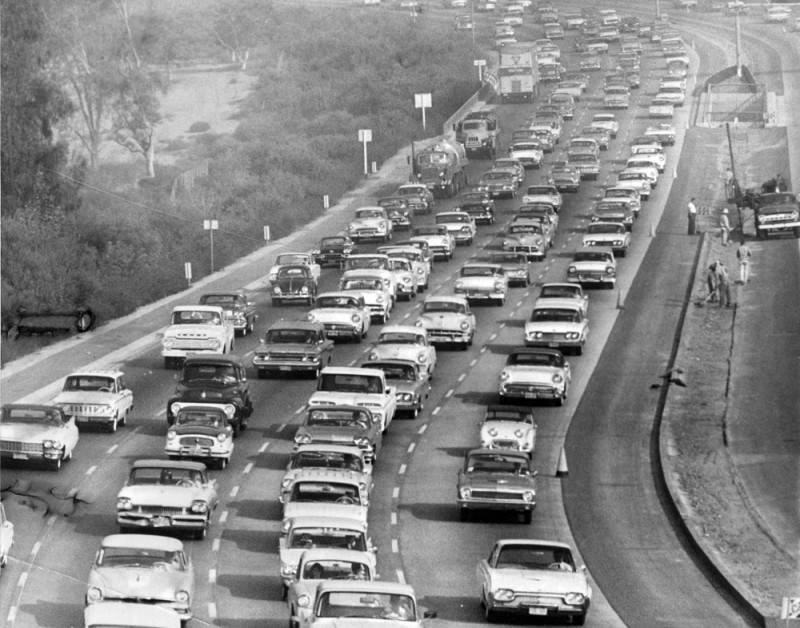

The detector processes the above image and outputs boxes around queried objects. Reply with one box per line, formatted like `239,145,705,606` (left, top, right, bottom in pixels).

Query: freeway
1,4,790,628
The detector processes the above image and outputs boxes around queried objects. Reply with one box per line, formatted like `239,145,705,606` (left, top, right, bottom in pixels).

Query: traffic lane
728,237,800,559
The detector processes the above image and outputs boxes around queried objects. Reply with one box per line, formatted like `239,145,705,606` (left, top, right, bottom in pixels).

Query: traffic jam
1,2,693,626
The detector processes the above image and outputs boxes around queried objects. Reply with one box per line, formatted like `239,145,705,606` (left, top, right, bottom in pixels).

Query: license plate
523,392,539,399
153,516,170,527
548,342,559,348
528,608,548,616
13,453,29,460
279,366,292,371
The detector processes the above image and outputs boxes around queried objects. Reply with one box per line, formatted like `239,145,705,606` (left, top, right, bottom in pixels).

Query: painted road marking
229,486,239,498
258,442,270,453
212,538,220,552
277,423,287,432
391,539,399,553
392,487,400,499
209,568,217,584
457,373,466,383
85,465,97,476
243,462,254,475
219,510,228,524
208,603,217,620
445,389,454,398
30,542,41,559
106,444,118,455
391,512,398,525
407,443,416,454
417,424,428,434
432,406,441,416
399,464,407,475
470,358,477,367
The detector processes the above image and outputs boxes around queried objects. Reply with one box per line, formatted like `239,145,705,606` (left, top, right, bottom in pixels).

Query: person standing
719,207,731,245
716,260,731,308
705,261,718,303
687,197,697,235
736,239,752,284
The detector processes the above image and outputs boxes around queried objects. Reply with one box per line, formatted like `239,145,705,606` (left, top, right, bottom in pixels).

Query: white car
307,292,371,342
478,538,592,624
280,469,369,533
566,247,617,288
479,404,537,457
281,444,374,503
164,405,234,469
53,370,134,433
435,211,477,245
536,282,589,316
268,252,321,285
303,581,432,626
0,503,13,568
629,145,666,171
0,404,79,470
415,295,476,348
343,254,396,296
498,348,571,405
386,257,419,300
583,221,632,257
644,123,677,145
524,299,589,355
378,245,431,291
339,271,394,324
508,141,544,169
655,85,686,106
366,325,437,378
346,206,393,243
616,170,652,200
522,184,562,211
625,158,660,187
454,262,509,305
590,112,619,137
161,305,235,369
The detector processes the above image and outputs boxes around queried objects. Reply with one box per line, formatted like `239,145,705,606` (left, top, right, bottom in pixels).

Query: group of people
705,239,752,307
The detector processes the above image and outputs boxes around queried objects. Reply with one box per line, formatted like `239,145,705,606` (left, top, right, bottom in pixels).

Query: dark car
312,236,354,268
253,320,334,379
198,291,257,337
166,355,253,435
293,405,383,463
456,191,496,225
474,252,531,287
272,265,318,306
378,196,414,231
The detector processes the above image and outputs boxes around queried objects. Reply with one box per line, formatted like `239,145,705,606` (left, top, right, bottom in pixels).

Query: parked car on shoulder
474,251,531,287
0,404,79,470
53,370,133,433
253,320,334,378
498,348,571,405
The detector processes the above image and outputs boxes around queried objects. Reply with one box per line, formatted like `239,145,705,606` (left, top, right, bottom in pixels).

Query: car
253,320,334,379
346,206,393,243
590,112,619,137
378,245,431,292
52,370,133,433
199,290,257,336
478,538,592,624
605,185,643,212
604,84,631,108
362,358,431,418
366,325,437,378
554,80,585,99
272,265,318,306
498,348,571,405
415,295,476,349
279,516,375,599
501,219,548,261
628,148,666,174
385,256,419,300
507,140,544,169
293,405,383,465
0,404,79,470
579,126,611,150
656,85,686,106
493,158,525,186
527,126,557,152
164,405,233,469
339,272,393,324
165,354,252,434
411,225,455,260
84,602,181,628
624,158,660,187
567,137,600,160
457,448,538,523
454,13,474,29
396,182,435,214
116,459,219,539
86,535,195,622
579,53,602,71
567,247,617,288
644,123,677,145
583,222,631,257
303,580,434,626
524,300,589,355
479,170,519,200
592,198,637,230
311,235,354,268
513,208,556,247
307,292,371,343
474,251,531,287
547,92,576,119
547,161,581,192
0,503,13,569
479,404,538,457
454,262,509,305
288,547,378,627
521,183,562,211
648,96,675,120
282,444,374,502
568,152,601,180
434,211,477,245
537,282,589,315
377,196,414,231
161,305,235,368
342,253,395,295
268,252,322,286
616,170,652,200
456,190,496,225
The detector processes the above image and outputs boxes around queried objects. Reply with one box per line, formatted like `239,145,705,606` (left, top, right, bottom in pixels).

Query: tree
210,0,271,70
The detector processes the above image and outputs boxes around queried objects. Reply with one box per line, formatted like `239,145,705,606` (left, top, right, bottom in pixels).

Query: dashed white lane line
391,512,398,525
457,373,466,383
219,510,229,524
432,406,441,416
258,442,270,453
30,541,42,560
480,346,487,353
294,406,305,415
516,300,524,307
6,607,17,623
208,568,217,584
243,462,254,475
212,538,221,552
407,443,416,454
398,464,407,475
470,358,478,367
348,358,358,366
392,487,400,499
391,539,399,553
106,444,118,455
402,312,410,319
445,389,454,398
17,572,28,588
489,333,498,341
229,486,240,498
277,423,287,432
85,465,97,476
397,569,406,584
156,408,166,417
208,603,217,620
417,424,427,434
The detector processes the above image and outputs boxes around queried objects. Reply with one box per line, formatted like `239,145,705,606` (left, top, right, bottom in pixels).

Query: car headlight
566,332,580,340
351,313,361,323
218,432,228,441
499,371,509,381
606,266,616,275
415,319,425,328
281,477,292,489
459,487,471,499
552,373,563,383
223,404,236,419
190,500,209,514
454,280,464,290
567,265,577,274
116,497,132,510
86,587,103,603
493,588,515,602
298,593,312,607
585,239,595,246
273,286,282,294
353,436,371,448
565,592,586,605
281,562,296,578
376,295,384,304
301,285,309,294
43,440,62,450
613,239,622,246
167,430,177,440
460,226,471,233
416,267,424,275
295,433,312,445
459,320,470,331
417,351,427,363
97,405,114,416
307,313,318,323
163,337,175,349
397,392,413,401
514,429,524,438
494,281,505,291
175,590,190,604
522,490,536,502
368,352,378,361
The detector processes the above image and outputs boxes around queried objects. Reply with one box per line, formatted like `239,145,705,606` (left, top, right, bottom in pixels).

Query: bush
188,121,211,133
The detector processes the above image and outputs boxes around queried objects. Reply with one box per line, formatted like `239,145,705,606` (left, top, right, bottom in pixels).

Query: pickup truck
308,367,397,433
161,305,235,369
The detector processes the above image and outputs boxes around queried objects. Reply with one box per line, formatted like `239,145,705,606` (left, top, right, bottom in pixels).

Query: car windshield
315,592,416,621
509,223,542,234
481,172,511,182
288,527,367,551
355,209,383,219
531,308,580,322
527,187,554,195
316,296,359,309
1,406,64,426
175,410,225,428
489,253,526,264
277,254,309,265
129,466,204,486
277,266,309,279
370,363,417,381
291,450,365,472
588,223,625,234
486,408,534,422
171,310,221,325
266,329,318,344
387,259,411,272
288,481,362,505
397,186,425,196
342,279,383,291
200,295,238,307
306,408,371,428
570,154,597,164
508,352,560,367
574,251,612,262
302,559,372,581
347,257,386,269
466,453,530,474
378,332,422,345
182,363,237,384
436,213,470,223
461,266,501,277
319,373,382,394
495,544,575,571
512,143,540,151
63,376,115,392
413,226,445,236
321,237,347,246
423,300,466,314
97,547,184,569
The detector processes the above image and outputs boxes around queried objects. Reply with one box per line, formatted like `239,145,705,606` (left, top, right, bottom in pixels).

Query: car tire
195,524,207,541
484,604,499,623
257,369,266,379
109,415,119,433
218,457,229,470
459,507,470,522
572,612,587,625
575,344,583,356
496,297,505,306
50,455,63,471
272,298,282,306
522,510,533,524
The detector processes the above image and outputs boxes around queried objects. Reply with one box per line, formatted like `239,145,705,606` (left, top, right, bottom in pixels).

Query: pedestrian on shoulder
716,260,731,308
687,197,697,235
705,261,718,303
719,208,731,245
736,239,752,284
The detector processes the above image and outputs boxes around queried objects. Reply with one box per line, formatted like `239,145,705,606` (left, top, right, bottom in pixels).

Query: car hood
256,342,319,356
89,566,190,600
571,260,613,270
457,276,501,288
297,424,369,443
522,194,558,205
0,423,63,442
118,485,206,507
310,392,386,408
490,567,589,595
502,366,562,384
481,421,535,439
164,324,223,338
283,502,367,524
414,234,449,246
171,424,227,437
418,313,469,328
507,234,543,246
53,391,115,405
461,470,533,489
349,218,386,228
370,345,426,361
310,620,421,628
310,309,362,323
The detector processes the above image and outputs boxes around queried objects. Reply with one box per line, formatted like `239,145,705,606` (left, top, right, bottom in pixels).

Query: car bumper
499,386,564,400
567,274,615,285
458,498,535,511
89,599,191,621
253,357,322,372
525,338,583,349
487,598,588,621
165,444,231,459
117,513,207,531
162,348,223,359
320,324,360,338
426,330,472,344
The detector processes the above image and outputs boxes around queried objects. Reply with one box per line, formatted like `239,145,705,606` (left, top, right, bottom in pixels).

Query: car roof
320,366,385,377
286,468,365,482
424,294,469,304
576,246,614,254
509,347,565,358
533,298,583,311
485,403,534,415
316,580,417,596
287,515,367,530
378,325,426,335
494,538,572,551
294,443,369,455
101,534,184,552
65,370,124,378
131,458,208,471
298,548,376,564
267,320,325,332
316,291,364,300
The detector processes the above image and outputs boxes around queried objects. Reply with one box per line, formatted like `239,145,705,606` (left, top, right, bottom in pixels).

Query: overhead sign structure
414,92,432,130
358,129,372,176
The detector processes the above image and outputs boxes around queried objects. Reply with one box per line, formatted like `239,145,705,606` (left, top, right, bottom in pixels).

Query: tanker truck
412,138,469,198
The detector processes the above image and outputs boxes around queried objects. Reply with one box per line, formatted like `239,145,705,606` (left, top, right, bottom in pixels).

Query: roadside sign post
474,58,486,83
184,262,192,286
414,92,432,131
358,129,372,177
263,225,270,242
203,219,218,273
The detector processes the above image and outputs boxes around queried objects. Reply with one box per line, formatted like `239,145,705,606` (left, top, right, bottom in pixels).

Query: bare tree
211,0,270,70
111,0,142,69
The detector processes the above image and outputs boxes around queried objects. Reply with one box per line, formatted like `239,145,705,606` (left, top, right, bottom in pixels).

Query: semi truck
498,43,538,103
412,137,468,198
